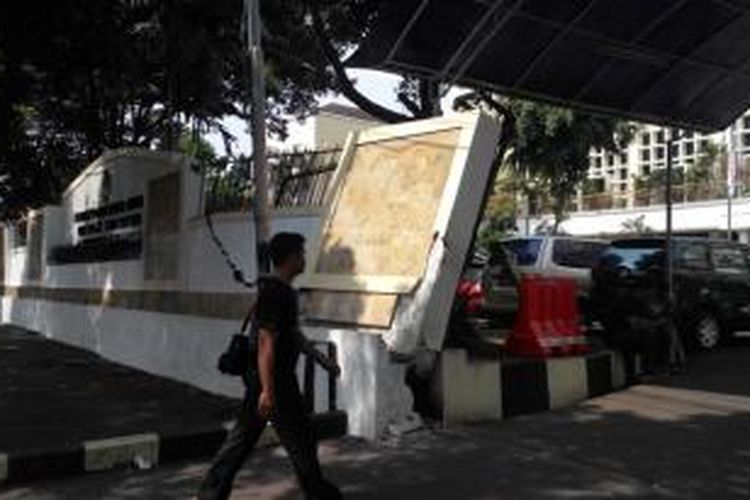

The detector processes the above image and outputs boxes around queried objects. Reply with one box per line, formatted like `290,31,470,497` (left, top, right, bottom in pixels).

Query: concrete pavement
0,325,345,484
3,341,750,499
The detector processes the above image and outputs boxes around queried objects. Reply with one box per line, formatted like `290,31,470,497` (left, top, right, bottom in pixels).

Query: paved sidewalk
3,341,750,499
0,326,345,484
0,326,237,452
4,382,750,499
4,327,750,498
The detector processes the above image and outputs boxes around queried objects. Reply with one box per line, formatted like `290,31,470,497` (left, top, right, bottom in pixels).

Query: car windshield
552,239,608,269
598,243,665,273
710,246,750,274
502,239,542,266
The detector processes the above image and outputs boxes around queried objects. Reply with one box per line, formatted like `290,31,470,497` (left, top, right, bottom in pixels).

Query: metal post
246,0,271,272
666,130,674,306
665,128,686,370
727,123,737,241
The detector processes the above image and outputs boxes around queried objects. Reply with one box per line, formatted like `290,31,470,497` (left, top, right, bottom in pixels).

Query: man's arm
257,328,276,418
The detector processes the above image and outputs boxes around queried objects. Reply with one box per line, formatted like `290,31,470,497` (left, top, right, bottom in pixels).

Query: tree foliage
0,0,402,219
505,100,634,231
2,0,631,235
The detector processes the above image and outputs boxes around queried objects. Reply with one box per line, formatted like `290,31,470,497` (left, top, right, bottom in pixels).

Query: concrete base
433,349,625,426
305,325,417,440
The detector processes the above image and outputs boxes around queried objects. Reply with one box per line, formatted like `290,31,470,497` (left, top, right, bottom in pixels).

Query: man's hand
319,354,341,378
300,337,341,377
258,390,275,419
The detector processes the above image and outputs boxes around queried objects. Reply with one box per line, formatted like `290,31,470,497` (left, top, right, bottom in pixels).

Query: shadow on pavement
4,337,750,499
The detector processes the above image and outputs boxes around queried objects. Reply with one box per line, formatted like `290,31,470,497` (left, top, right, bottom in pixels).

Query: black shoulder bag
217,303,257,377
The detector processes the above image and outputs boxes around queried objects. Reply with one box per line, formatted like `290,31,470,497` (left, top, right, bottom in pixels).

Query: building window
641,149,651,161
670,144,679,157
620,153,628,163
743,116,750,130
619,169,627,180
620,184,627,192
655,147,665,160
700,140,710,152
656,131,665,143
641,132,651,146
684,142,695,155
608,154,615,166
642,165,651,176
595,157,602,168
743,134,750,147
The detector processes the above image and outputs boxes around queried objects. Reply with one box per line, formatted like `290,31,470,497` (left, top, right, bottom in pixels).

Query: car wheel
692,312,722,351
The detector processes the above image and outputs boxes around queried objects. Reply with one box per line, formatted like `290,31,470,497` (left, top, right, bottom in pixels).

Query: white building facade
530,109,750,239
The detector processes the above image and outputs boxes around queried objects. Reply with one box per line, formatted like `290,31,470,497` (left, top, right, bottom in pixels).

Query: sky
207,69,402,156
207,69,466,156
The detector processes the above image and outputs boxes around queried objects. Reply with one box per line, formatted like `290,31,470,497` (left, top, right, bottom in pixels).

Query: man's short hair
269,232,306,267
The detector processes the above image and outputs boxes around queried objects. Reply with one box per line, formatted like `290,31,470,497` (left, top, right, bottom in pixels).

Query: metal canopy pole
665,128,686,370
666,129,675,304
246,0,271,273
727,122,737,241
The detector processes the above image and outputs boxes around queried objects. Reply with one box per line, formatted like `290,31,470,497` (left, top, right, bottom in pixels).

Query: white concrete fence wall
1,149,396,439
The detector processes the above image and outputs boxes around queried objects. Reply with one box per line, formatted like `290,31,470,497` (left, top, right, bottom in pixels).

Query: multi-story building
529,109,750,242
582,109,750,210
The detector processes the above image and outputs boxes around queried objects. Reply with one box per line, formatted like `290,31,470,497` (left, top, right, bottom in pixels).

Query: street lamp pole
246,0,271,272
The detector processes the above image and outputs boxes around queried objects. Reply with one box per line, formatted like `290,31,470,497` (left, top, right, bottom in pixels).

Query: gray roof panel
350,0,750,131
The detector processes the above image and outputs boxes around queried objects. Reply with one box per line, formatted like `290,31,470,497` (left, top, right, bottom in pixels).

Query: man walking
198,232,342,500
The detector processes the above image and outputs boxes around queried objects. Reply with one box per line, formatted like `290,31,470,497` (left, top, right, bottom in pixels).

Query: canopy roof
350,0,750,131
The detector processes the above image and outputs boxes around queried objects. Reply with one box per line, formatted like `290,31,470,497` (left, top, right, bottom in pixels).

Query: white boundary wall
1,148,397,439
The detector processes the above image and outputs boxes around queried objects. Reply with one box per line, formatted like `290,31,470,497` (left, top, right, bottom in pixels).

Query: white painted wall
532,197,750,239
1,148,395,439
305,325,414,439
313,113,381,150
1,293,402,439
269,110,381,152
183,210,322,294
2,296,245,397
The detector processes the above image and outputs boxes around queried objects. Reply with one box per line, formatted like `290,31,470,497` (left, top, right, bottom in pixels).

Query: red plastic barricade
505,275,589,358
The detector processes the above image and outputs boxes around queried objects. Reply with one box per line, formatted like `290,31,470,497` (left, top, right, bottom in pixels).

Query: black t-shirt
255,276,302,391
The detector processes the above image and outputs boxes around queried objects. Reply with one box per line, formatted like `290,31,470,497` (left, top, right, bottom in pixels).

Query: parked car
453,247,519,329
499,236,609,295
590,237,750,351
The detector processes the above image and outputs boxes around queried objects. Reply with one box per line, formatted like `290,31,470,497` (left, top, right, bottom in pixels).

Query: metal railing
203,149,341,214
303,341,338,413
566,180,750,213
275,165,337,209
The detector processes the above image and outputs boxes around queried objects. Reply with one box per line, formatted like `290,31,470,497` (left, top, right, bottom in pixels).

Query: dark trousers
198,385,341,500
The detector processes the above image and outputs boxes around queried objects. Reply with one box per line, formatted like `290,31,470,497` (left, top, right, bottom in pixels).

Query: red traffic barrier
505,275,589,358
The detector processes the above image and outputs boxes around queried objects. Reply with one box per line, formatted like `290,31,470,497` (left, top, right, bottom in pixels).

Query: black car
590,238,750,351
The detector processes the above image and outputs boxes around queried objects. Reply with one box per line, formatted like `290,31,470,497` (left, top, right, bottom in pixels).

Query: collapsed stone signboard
301,111,503,354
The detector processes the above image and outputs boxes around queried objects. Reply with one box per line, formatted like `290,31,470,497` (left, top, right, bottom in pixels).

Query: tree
504,100,633,232
0,0,462,219
476,170,519,249
1,0,626,233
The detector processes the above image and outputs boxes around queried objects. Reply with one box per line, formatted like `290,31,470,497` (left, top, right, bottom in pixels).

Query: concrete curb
437,350,625,425
0,411,347,485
